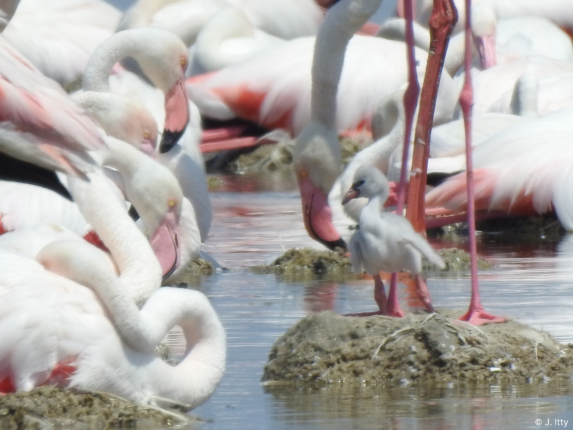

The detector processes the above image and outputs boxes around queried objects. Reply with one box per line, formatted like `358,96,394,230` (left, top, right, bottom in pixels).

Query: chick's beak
341,185,360,205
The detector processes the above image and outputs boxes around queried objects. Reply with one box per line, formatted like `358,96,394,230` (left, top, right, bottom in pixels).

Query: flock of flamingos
0,0,571,417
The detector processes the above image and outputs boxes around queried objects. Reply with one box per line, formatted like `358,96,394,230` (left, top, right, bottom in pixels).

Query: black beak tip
323,238,347,253
159,129,184,153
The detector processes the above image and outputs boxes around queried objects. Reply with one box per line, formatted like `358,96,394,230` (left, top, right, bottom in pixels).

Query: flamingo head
125,159,184,280
73,92,158,157
134,28,190,153
294,123,346,251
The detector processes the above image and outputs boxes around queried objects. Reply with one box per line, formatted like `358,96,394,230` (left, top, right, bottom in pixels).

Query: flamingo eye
168,198,177,208
180,56,187,69
143,130,151,139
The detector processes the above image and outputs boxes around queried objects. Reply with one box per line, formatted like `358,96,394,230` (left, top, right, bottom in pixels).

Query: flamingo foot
458,305,506,326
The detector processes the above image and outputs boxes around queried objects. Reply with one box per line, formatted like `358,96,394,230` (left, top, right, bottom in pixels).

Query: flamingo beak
160,77,189,153
149,206,181,281
474,34,497,69
298,172,347,252
341,186,360,205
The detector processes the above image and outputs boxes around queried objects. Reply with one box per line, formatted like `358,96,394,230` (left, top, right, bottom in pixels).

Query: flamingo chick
342,166,445,316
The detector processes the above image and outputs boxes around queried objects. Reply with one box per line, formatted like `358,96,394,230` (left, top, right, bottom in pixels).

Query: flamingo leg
386,274,406,317
373,274,388,314
388,0,419,315
414,275,435,314
458,0,505,326
405,0,457,234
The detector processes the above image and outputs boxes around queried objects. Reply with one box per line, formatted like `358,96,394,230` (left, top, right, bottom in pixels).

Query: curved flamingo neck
139,288,226,407
66,137,171,305
67,172,161,306
311,0,381,128
83,31,138,93
37,241,225,408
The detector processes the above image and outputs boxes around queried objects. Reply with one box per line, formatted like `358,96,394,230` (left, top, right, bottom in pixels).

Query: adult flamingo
401,0,573,36
425,108,573,231
73,91,209,277
83,27,190,153
2,0,121,85
119,0,330,44
378,13,573,76
188,6,286,75
0,35,104,177
16,135,193,304
0,244,225,409
187,34,458,139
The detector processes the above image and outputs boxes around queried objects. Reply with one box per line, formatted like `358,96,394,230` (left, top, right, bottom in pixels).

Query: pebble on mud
262,311,573,386
0,386,191,429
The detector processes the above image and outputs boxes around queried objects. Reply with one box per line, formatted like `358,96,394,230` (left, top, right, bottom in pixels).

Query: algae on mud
227,137,372,174
252,248,354,282
0,386,192,429
262,311,573,386
252,247,487,282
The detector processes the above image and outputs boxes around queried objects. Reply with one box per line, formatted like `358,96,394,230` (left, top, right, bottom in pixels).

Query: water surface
187,174,573,430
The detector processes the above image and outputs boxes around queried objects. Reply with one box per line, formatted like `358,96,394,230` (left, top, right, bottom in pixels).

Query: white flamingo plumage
187,34,458,137
2,0,121,85
425,109,573,230
0,244,225,409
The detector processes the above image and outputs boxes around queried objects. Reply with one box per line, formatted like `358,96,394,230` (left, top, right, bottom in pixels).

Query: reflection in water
190,185,573,429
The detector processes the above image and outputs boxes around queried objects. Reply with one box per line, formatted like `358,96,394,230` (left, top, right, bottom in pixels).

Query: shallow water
181,173,573,430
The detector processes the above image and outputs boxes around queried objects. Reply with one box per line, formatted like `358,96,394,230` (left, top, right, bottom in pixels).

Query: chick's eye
355,180,365,187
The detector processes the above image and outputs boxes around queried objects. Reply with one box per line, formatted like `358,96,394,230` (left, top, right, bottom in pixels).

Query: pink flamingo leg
373,274,388,314
415,275,435,313
458,0,505,326
386,275,406,317
387,0,418,318
406,0,457,234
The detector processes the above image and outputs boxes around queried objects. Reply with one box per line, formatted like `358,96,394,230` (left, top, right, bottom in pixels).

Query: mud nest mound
168,258,215,286
252,247,486,282
227,137,372,173
423,248,490,275
0,386,190,429
262,311,573,387
251,248,353,282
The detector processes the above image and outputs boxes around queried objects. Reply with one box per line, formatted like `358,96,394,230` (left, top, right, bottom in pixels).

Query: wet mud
263,312,573,386
227,137,371,174
253,247,489,282
262,310,573,386
432,213,566,243
0,386,191,429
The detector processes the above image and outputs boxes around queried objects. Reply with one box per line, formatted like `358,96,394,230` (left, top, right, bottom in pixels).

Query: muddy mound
228,137,372,173
253,247,486,282
0,386,191,429
262,311,572,386
252,248,352,281
423,248,490,275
